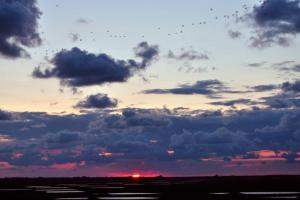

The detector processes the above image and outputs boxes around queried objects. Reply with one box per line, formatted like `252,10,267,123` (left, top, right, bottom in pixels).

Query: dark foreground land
0,175,300,200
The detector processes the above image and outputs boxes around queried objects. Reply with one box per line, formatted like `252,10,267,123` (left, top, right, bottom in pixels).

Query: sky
0,0,300,177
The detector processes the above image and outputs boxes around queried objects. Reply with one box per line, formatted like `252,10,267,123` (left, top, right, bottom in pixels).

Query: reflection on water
109,193,159,196
55,198,89,200
0,178,300,200
45,190,84,194
264,197,298,199
241,192,300,195
0,189,31,191
210,192,229,195
98,198,158,200
93,186,125,189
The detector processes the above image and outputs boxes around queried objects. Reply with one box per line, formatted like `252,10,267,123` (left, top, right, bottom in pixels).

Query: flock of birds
53,2,261,40
33,1,265,58
95,4,253,40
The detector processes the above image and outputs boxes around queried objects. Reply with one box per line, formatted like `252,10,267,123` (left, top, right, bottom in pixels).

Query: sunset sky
0,0,300,177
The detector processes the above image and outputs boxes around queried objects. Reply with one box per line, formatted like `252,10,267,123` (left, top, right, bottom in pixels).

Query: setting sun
132,174,141,179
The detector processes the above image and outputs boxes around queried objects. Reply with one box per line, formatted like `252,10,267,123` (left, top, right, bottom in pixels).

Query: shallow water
98,198,158,200
0,177,300,200
241,192,300,195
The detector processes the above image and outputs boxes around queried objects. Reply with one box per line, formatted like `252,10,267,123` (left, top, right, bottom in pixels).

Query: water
241,192,300,195
0,177,299,200
98,198,158,200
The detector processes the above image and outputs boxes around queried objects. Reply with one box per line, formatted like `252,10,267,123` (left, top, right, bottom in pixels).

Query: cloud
246,62,267,68
281,80,300,94
134,42,159,68
274,61,296,66
142,80,244,98
278,64,300,72
3,81,300,173
0,0,41,58
251,84,278,92
76,18,89,24
1,106,300,171
168,50,209,61
248,0,300,48
264,97,300,109
249,81,300,94
178,65,207,74
32,42,159,87
282,152,300,163
0,110,12,120
70,33,80,42
257,81,300,108
45,130,82,144
210,99,255,107
228,30,242,39
76,93,118,109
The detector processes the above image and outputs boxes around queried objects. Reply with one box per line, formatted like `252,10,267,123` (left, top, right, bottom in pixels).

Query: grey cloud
0,110,12,120
168,50,209,61
282,80,300,94
76,93,118,109
279,64,300,72
251,84,278,92
32,42,159,87
70,33,80,42
210,99,255,107
143,80,245,98
247,62,267,68
228,30,242,39
134,42,159,69
248,0,300,48
0,0,41,58
76,18,89,24
1,106,300,167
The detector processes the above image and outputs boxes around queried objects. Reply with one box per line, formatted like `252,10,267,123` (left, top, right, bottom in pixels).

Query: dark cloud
32,42,159,87
134,42,159,68
0,109,300,166
249,0,300,48
0,0,41,58
45,130,82,144
168,50,209,61
1,106,300,168
281,80,300,94
76,93,118,109
250,81,300,95
282,153,300,163
278,64,300,72
251,84,278,92
257,81,300,108
228,30,242,39
210,99,255,107
142,80,244,98
0,110,12,120
273,60,296,67
246,62,267,68
264,97,300,109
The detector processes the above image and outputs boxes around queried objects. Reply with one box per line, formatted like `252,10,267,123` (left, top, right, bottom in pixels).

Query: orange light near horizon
132,174,141,179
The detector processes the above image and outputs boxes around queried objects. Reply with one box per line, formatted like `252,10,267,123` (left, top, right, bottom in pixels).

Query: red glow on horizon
132,173,141,179
108,171,163,178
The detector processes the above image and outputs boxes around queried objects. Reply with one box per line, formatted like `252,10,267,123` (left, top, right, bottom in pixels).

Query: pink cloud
50,162,77,170
0,162,15,169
